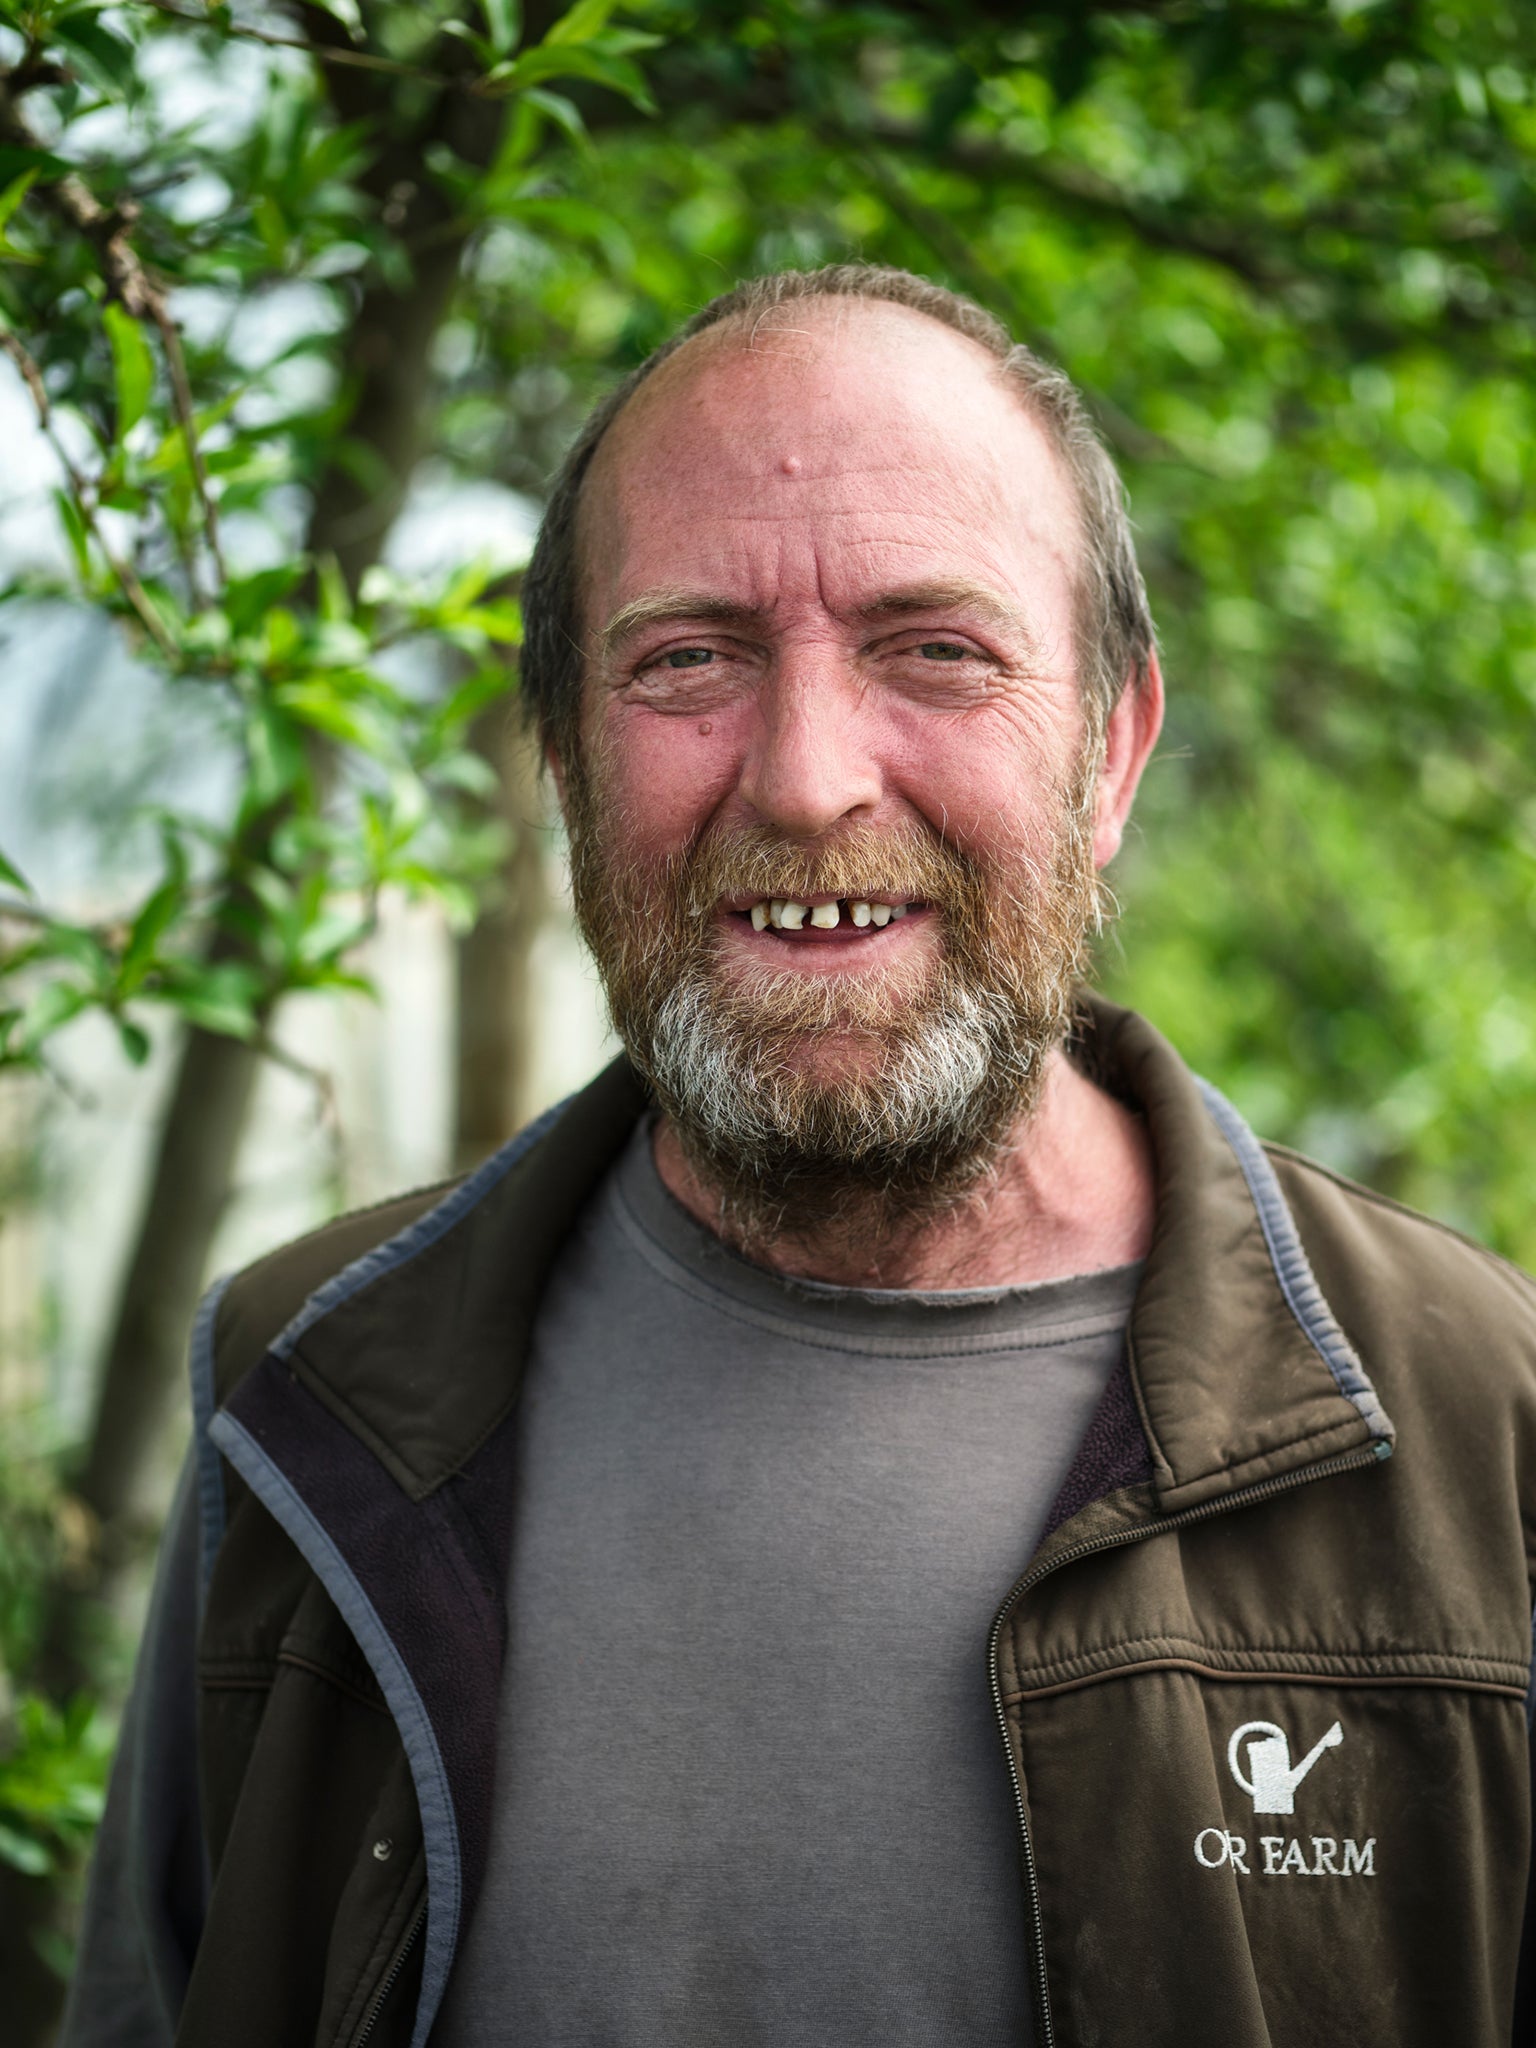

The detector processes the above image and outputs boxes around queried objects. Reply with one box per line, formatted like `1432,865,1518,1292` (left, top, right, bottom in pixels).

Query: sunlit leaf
0,168,38,240
543,0,619,47
0,1822,52,1877
481,0,522,59
304,0,363,41
19,980,90,1051
103,303,155,441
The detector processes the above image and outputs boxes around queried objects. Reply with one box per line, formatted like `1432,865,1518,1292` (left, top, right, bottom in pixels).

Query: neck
651,1048,1157,1291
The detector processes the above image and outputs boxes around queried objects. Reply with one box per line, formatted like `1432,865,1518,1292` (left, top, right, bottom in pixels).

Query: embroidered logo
1193,1715,1373,1878
1227,1718,1342,1815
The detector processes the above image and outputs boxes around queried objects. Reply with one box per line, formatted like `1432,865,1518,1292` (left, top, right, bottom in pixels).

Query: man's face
563,302,1146,1239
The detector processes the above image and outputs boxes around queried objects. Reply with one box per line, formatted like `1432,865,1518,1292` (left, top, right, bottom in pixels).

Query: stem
140,1,462,87
150,304,226,591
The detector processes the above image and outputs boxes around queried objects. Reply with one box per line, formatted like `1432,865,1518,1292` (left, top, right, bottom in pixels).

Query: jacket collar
1084,999,1392,1511
250,995,1393,1514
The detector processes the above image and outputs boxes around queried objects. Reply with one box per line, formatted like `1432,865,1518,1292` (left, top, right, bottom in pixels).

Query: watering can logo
1227,1718,1343,1816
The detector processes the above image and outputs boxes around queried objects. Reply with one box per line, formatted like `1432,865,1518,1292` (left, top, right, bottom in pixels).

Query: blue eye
918,642,966,661
664,648,714,668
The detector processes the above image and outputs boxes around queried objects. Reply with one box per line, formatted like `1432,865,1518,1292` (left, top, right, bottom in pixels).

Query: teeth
747,898,910,930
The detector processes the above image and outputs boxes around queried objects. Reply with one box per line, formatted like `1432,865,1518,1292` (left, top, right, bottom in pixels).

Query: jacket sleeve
60,1458,207,2047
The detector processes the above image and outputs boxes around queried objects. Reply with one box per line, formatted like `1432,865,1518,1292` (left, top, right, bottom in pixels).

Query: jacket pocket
1007,1663,1529,2047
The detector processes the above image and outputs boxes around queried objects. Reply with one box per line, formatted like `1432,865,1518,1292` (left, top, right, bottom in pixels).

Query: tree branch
141,0,462,87
0,74,228,601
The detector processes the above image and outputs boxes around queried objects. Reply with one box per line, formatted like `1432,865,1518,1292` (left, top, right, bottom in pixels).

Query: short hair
519,263,1156,763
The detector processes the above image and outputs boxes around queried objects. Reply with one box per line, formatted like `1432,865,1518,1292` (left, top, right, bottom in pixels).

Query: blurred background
0,0,1532,2034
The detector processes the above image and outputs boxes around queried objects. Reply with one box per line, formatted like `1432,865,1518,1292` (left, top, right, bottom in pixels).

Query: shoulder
207,1176,464,1407
1265,1141,1536,1417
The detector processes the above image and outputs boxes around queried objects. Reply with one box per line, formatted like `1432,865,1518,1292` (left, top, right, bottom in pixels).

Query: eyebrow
599,591,763,662
599,579,1041,665
854,580,1036,640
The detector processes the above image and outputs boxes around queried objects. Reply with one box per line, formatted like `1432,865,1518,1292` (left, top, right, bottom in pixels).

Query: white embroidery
1227,1718,1343,1815
1193,1829,1375,1878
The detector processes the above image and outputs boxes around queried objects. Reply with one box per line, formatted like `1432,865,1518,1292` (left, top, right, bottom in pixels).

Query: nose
736,652,883,839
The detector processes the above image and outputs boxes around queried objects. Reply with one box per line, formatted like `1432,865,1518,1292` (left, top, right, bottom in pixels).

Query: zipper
352,1895,427,2048
987,1436,1392,2045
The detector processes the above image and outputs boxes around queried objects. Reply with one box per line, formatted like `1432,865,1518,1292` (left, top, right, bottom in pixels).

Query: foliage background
0,0,1532,2034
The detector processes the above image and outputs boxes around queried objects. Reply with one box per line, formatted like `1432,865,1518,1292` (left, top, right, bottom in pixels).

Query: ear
1092,649,1164,868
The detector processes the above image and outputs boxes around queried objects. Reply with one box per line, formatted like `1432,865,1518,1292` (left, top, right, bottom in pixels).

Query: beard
566,744,1107,1255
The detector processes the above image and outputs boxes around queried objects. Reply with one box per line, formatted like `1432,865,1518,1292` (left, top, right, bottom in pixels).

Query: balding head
520,264,1156,767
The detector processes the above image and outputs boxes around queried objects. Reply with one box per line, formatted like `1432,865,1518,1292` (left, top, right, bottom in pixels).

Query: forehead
579,302,1083,626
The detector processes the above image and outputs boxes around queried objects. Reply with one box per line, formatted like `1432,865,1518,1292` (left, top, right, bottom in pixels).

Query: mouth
724,896,924,940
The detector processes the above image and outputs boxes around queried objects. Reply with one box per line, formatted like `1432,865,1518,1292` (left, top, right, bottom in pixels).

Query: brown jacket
65,1000,1536,2046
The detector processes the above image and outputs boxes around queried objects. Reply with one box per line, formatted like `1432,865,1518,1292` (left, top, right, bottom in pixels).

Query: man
67,266,1536,2047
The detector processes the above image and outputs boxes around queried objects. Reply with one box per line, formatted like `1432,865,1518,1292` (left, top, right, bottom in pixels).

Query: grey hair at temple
518,263,1157,765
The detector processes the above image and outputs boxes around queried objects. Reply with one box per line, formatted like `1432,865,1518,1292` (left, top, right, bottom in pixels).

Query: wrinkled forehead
575,300,1085,620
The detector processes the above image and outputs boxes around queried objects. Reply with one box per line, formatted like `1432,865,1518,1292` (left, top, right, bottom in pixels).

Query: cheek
594,701,745,851
881,703,1078,858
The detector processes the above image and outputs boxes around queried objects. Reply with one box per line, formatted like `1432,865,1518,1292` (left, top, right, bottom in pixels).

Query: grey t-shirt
437,1120,1139,2046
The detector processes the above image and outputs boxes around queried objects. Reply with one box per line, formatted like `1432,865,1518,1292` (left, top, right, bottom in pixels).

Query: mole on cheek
780,455,802,476
698,721,712,736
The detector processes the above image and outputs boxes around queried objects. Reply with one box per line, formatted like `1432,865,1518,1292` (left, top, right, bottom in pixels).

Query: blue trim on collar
189,1271,234,1610
1196,1078,1395,1451
266,1100,568,1365
209,1409,459,2048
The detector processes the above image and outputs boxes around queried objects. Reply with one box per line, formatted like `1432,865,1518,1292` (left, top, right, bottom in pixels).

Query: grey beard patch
565,751,1104,1249
640,958,1051,1240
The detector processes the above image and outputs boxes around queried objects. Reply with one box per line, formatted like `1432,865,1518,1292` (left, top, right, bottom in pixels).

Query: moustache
665,819,980,926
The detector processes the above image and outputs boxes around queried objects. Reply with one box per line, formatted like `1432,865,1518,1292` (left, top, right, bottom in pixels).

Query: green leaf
520,87,588,150
54,490,91,580
544,0,619,47
243,703,308,811
488,40,657,110
0,847,32,894
50,11,137,92
116,1017,151,1064
430,748,501,798
19,980,90,1051
0,1821,52,1877
433,662,516,735
157,964,260,1041
0,146,68,183
296,905,371,967
224,562,304,635
276,683,393,757
304,0,363,39
481,0,521,58
103,303,155,441
0,169,37,239
315,552,351,625
118,875,185,992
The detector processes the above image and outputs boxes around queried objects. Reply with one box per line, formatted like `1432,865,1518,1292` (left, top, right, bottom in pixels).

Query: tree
2,0,1532,2031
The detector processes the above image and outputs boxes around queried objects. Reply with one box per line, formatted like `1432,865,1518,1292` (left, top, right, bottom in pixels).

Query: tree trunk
16,47,507,2048
454,713,552,1172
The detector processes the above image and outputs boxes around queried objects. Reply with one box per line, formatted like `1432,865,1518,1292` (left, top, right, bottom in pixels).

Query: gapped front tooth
779,901,807,930
850,901,872,927
889,903,908,920
810,902,840,929
870,904,892,927
750,902,769,931
769,900,786,929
